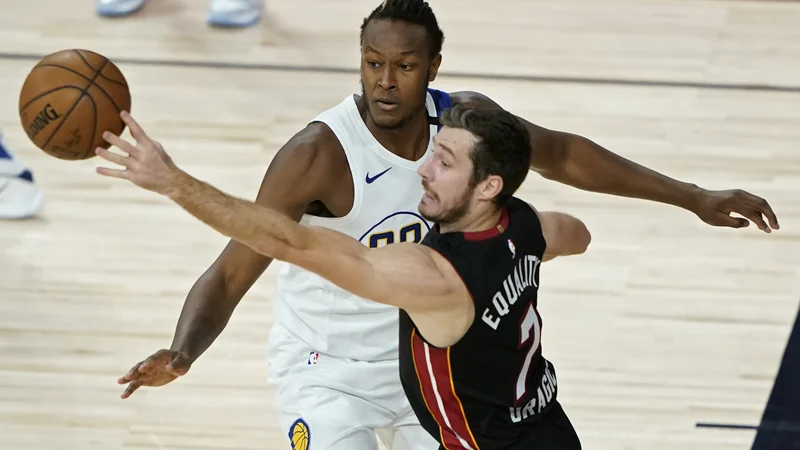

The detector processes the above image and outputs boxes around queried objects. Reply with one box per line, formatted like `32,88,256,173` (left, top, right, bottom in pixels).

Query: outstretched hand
95,111,184,196
692,188,779,233
117,349,192,399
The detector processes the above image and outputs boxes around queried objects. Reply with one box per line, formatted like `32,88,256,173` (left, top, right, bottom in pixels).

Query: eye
367,61,381,68
399,64,413,71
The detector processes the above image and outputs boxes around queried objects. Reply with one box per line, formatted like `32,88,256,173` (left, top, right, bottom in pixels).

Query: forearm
166,171,307,260
536,133,703,212
452,92,703,212
169,270,237,363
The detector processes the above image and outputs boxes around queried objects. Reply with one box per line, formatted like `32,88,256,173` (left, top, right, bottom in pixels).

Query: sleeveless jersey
399,197,558,450
272,89,453,362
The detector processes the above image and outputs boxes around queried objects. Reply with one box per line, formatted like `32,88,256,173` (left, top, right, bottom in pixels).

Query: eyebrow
434,138,456,158
364,45,417,56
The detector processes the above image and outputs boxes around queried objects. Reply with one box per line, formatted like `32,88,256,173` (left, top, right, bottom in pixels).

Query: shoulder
507,197,543,227
271,121,348,179
255,120,350,208
285,121,343,158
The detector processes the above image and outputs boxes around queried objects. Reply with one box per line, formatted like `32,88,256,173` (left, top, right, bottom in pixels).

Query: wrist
164,168,191,200
675,182,705,213
168,343,195,362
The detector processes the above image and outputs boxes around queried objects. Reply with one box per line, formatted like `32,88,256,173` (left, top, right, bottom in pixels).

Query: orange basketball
18,49,132,161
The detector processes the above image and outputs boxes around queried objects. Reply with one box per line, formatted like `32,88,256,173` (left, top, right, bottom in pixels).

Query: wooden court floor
1,1,799,449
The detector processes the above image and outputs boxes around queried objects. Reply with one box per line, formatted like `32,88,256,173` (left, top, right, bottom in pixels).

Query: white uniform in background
267,89,453,450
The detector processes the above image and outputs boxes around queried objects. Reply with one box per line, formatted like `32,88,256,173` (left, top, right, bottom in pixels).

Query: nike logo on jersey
366,167,392,184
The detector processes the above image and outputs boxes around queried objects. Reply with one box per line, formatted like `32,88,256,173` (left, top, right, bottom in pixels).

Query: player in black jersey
400,105,587,449
96,103,589,449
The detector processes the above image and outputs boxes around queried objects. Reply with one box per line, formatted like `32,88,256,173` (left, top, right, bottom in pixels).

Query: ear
428,54,442,83
477,175,503,202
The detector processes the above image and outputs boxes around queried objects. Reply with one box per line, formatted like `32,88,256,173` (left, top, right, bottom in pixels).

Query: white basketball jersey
271,90,451,362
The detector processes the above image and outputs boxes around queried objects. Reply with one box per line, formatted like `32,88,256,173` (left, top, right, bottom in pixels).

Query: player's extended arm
449,91,778,233
165,123,340,365
102,113,366,398
164,174,459,311
96,112,458,311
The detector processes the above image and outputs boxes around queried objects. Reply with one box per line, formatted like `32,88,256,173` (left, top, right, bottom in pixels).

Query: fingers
121,111,149,143
762,208,779,230
95,147,130,168
746,195,779,231
120,380,142,399
118,361,144,384
737,208,770,233
730,191,773,233
96,166,132,180
102,131,139,157
715,213,750,229
717,190,779,233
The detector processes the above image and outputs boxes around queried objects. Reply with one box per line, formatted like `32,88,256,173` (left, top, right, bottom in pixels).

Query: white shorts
267,324,439,450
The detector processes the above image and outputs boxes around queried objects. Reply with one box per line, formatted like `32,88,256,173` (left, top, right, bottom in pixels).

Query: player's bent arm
449,90,701,212
535,210,591,262
169,123,343,363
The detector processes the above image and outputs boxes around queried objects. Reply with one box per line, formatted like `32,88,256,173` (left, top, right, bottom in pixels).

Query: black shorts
437,401,582,450
520,401,582,450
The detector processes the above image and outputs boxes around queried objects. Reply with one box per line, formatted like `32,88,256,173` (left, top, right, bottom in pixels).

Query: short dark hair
441,104,532,206
360,0,445,58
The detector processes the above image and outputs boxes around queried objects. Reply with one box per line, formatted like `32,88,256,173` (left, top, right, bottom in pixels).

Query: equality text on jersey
481,254,542,330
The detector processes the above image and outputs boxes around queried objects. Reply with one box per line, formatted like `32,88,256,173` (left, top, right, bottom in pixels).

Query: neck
359,98,430,162
439,204,502,235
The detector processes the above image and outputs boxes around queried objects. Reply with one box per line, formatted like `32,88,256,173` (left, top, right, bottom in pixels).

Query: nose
378,66,397,91
417,156,433,180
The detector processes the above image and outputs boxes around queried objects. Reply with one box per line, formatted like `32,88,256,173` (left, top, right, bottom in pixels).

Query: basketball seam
34,64,125,113
41,58,110,151
73,50,129,88
18,85,85,114
82,94,98,159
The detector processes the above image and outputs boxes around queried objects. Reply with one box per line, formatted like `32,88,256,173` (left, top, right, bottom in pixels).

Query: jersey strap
427,88,453,130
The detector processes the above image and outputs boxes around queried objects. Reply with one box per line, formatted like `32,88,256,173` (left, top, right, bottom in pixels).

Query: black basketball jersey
399,196,559,450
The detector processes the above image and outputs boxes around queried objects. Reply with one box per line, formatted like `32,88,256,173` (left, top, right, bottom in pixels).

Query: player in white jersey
266,88,452,449
115,1,778,449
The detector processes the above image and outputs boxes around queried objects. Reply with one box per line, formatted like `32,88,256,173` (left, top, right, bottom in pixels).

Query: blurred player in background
96,0,263,28
0,129,43,220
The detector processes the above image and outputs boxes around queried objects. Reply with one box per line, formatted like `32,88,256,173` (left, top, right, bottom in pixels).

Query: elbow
575,221,591,255
269,243,289,262
562,216,591,256
531,132,572,181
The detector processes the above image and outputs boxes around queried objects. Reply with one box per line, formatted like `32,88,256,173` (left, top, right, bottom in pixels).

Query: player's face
360,20,441,129
417,127,478,224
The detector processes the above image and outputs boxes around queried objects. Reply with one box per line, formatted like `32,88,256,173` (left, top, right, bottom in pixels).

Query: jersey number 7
516,302,542,403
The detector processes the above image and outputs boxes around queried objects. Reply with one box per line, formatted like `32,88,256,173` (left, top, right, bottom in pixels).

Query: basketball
18,49,132,161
